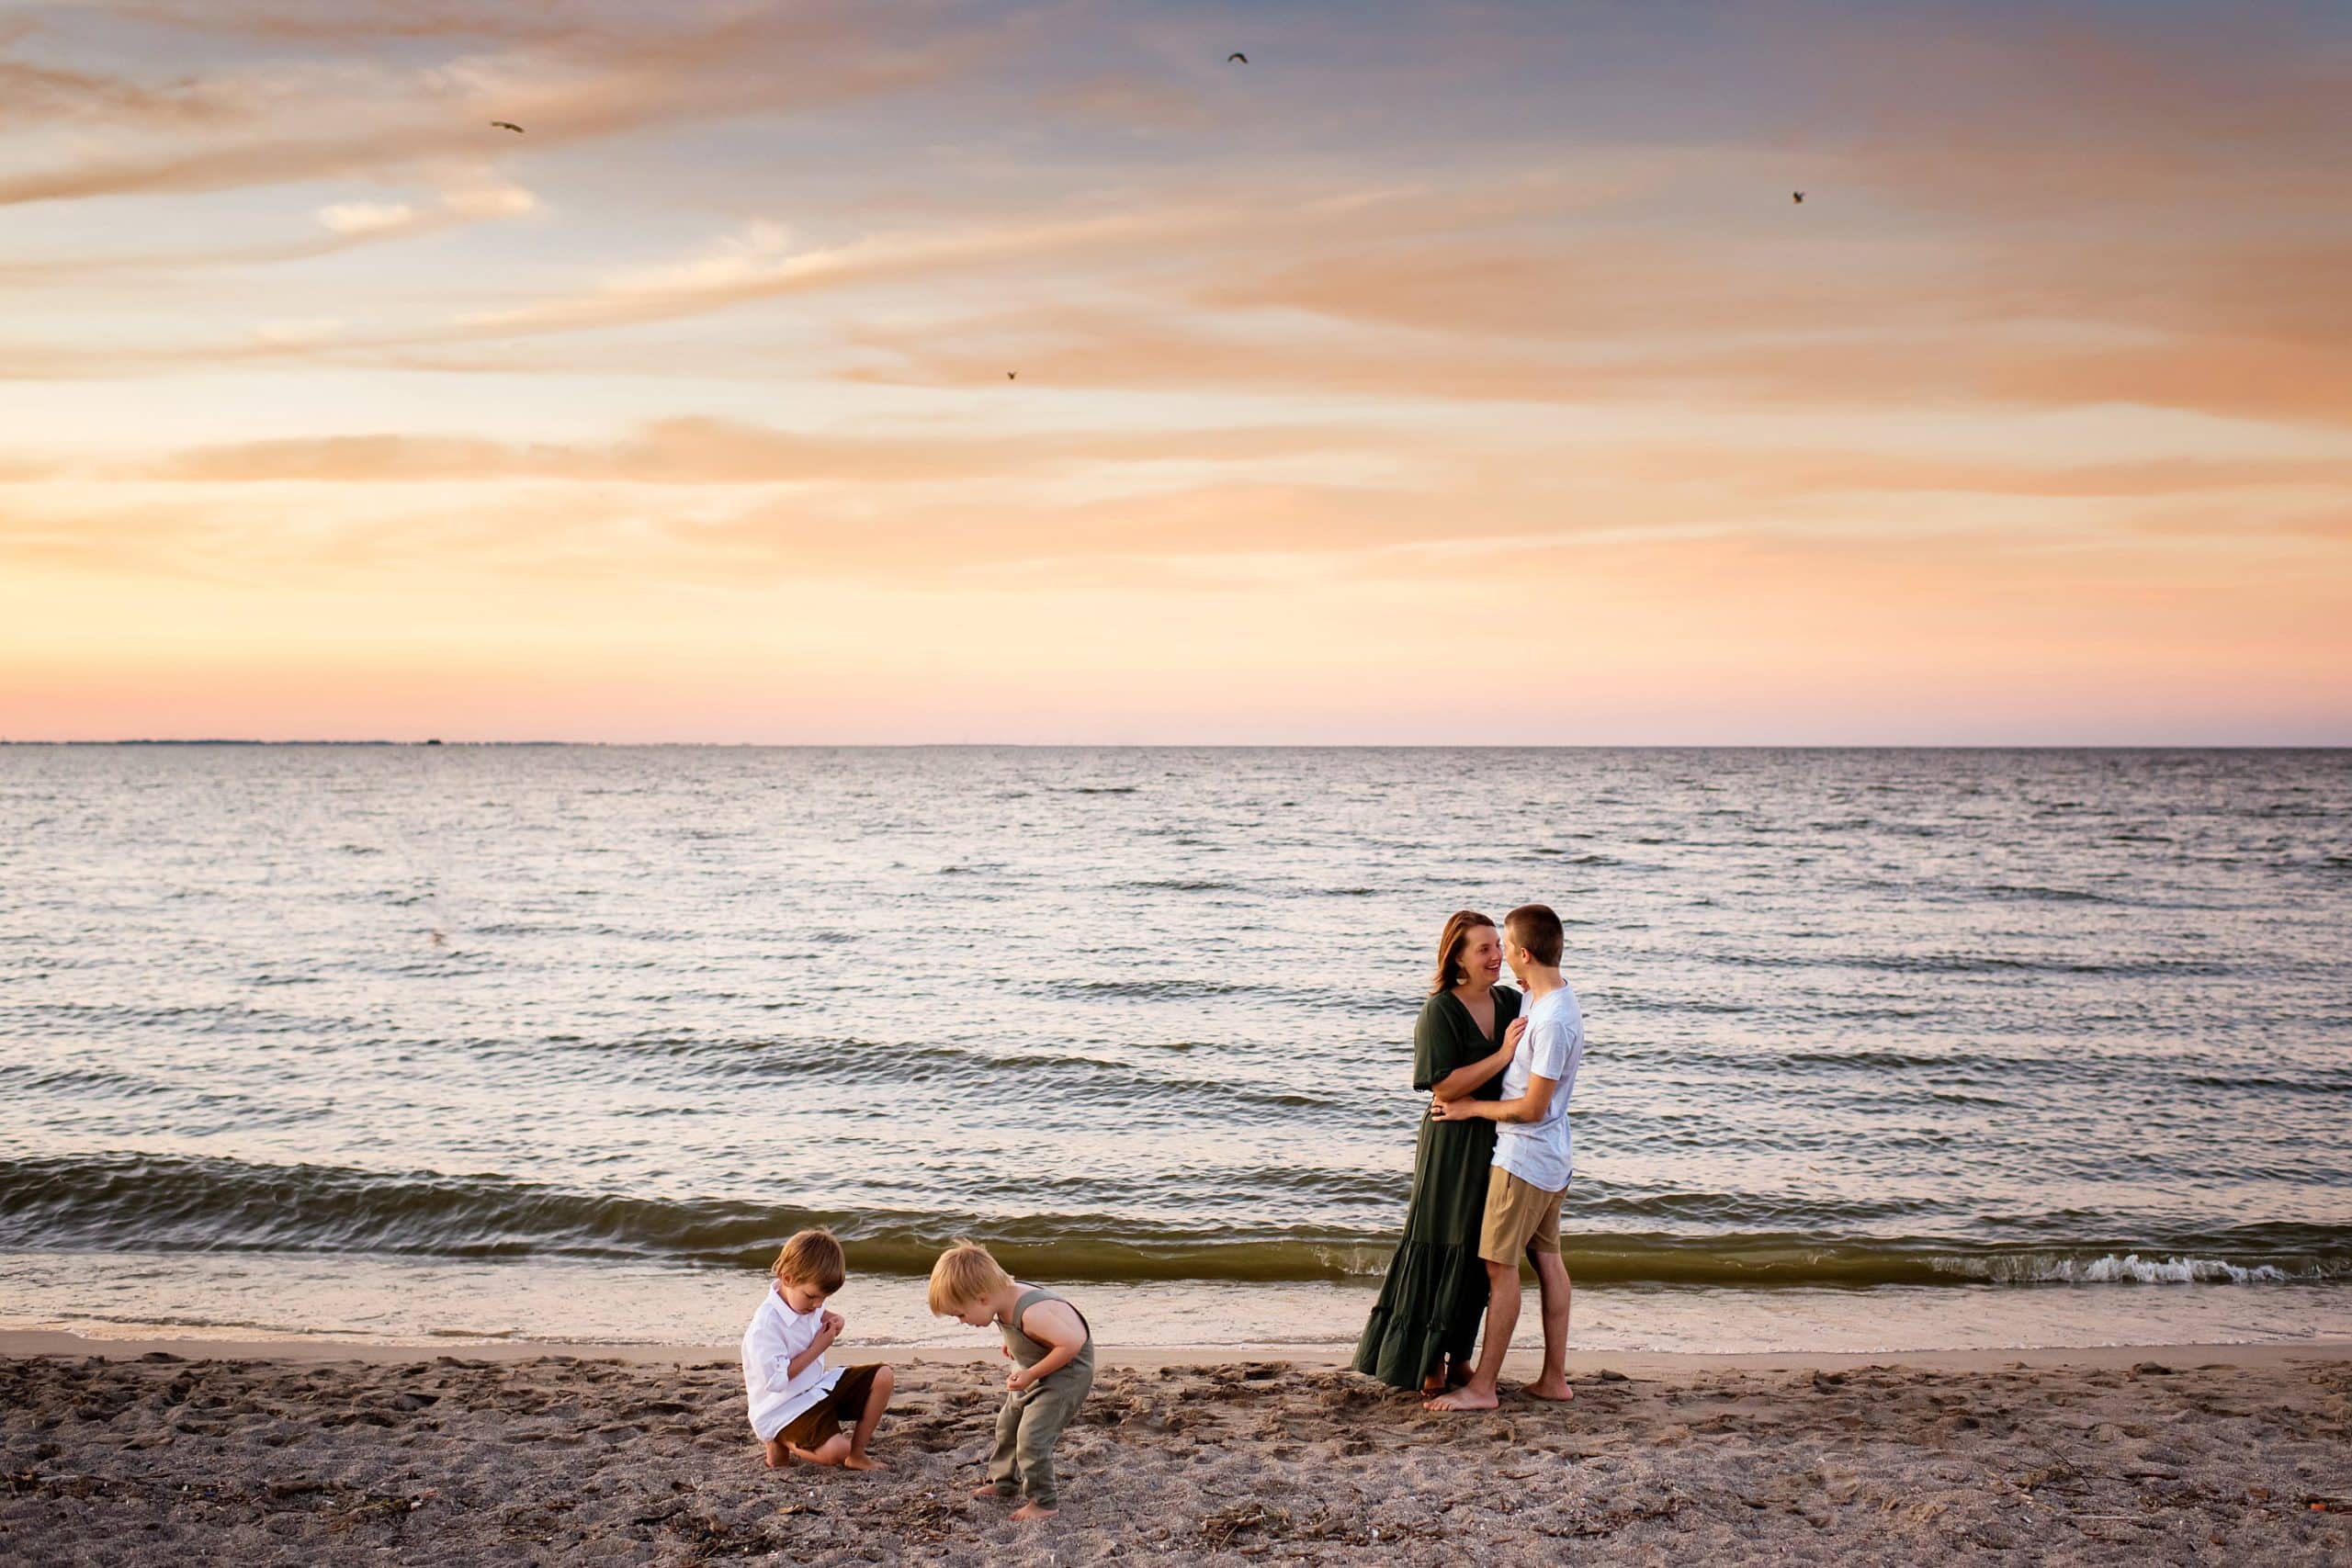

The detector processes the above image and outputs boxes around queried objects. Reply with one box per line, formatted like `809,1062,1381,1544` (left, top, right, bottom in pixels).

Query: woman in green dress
1353,909,1525,1393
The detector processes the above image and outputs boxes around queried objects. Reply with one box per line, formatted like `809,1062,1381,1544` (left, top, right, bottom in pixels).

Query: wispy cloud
0,3,1001,208
107,1,604,46
314,200,415,236
0,46,254,130
455,206,1232,340
0,167,538,288
114,416,1378,485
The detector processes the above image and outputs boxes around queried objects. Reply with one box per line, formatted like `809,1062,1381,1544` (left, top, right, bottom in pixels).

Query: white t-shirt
741,1281,843,1440
1491,983,1584,1194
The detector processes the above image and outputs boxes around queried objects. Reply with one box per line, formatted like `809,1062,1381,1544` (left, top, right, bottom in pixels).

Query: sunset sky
3,0,2347,743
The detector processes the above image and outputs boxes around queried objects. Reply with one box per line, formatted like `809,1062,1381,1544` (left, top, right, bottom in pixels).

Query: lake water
3,745,2346,1350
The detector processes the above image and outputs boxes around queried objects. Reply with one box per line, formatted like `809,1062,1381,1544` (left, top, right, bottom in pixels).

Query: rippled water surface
2,746,2347,1342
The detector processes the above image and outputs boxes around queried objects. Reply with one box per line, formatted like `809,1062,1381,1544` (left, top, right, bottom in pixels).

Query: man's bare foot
1522,1377,1575,1402
1423,1384,1499,1412
1011,1500,1057,1520
972,1483,1011,1501
842,1453,888,1472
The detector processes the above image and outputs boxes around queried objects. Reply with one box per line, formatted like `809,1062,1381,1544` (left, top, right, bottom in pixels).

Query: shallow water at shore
9,1252,2352,1357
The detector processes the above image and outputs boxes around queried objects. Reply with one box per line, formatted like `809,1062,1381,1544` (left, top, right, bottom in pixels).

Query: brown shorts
776,1363,884,1450
1477,1169,1566,1264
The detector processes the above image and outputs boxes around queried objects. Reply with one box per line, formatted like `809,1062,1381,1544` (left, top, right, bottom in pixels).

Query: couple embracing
1354,904,1584,1411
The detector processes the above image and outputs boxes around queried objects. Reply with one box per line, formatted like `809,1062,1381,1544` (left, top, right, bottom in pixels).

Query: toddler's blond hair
927,1239,1012,1315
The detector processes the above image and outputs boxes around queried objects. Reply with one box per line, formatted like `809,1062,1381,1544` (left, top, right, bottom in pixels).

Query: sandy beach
4,1336,2346,1565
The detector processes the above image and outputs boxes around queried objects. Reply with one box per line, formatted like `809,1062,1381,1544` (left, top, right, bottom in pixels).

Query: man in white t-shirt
1425,902,1584,1412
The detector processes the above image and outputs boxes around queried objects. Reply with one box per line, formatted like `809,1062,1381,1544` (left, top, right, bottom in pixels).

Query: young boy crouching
929,1240,1094,1519
742,1228,893,1471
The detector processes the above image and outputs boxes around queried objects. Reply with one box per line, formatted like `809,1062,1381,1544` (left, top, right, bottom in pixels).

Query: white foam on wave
1947,1253,2292,1285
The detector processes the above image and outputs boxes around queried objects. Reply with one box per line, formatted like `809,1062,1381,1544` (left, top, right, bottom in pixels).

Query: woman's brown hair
1430,909,1497,995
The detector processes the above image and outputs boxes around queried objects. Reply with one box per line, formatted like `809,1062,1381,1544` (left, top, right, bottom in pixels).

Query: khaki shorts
777,1362,883,1450
1477,1169,1566,1264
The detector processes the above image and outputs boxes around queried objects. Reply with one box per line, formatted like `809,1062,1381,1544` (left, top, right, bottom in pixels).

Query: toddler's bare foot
1522,1377,1575,1402
762,1440,795,1470
842,1453,887,1472
1011,1500,1057,1521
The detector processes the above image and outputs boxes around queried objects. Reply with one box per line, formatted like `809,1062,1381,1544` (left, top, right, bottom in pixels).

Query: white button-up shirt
741,1280,842,1440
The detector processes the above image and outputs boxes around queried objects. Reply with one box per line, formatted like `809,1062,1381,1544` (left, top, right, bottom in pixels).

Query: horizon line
4,739,2346,751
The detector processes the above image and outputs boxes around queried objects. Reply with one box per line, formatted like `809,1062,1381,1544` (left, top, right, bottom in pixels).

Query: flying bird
1227,51,1248,63
1007,371,1017,380
1792,191,1804,204
491,121,525,133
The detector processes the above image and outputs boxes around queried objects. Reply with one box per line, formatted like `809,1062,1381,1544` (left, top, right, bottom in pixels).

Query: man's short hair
772,1228,847,1293
1505,903,1565,966
927,1240,1012,1315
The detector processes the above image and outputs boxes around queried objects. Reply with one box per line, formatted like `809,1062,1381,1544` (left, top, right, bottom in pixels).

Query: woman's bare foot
842,1452,888,1472
1522,1377,1575,1402
1011,1500,1057,1521
972,1483,1011,1501
1423,1384,1499,1412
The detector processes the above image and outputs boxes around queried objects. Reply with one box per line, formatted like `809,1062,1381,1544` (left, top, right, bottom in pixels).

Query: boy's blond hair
772,1228,846,1293
927,1240,1011,1315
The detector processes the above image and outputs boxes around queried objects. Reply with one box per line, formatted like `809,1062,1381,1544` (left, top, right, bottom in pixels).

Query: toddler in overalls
928,1240,1095,1519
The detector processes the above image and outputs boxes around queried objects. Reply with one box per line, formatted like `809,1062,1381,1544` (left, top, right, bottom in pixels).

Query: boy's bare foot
972,1483,1011,1501
842,1453,887,1472
1423,1385,1499,1412
1011,1500,1057,1521
1522,1377,1575,1402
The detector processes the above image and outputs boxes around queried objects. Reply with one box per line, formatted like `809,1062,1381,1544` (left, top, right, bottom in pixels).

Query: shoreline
17,1250,2351,1362
10,1325,2350,1376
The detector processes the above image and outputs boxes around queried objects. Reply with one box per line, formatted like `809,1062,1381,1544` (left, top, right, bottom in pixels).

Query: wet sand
3,1336,2346,1564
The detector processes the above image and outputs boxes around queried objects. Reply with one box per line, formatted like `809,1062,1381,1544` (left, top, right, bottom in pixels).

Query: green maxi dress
1352,985,1522,1389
